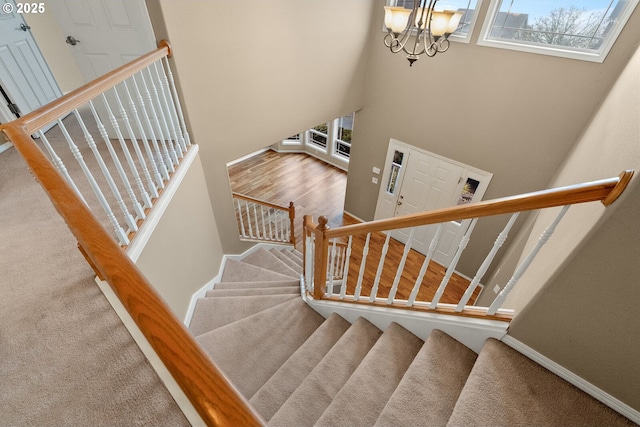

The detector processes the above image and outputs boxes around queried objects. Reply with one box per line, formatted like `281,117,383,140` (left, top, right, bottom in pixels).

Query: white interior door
49,0,156,83
374,139,493,268
0,0,62,122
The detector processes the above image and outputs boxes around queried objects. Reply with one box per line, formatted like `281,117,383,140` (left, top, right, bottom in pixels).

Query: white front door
374,139,493,268
0,0,62,121
392,150,465,260
49,0,156,83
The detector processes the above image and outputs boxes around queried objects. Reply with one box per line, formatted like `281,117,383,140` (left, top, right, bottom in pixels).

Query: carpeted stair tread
375,329,477,427
270,249,302,273
190,294,298,336
280,248,303,266
221,259,296,282
315,322,423,427
214,279,299,290
446,338,635,427
250,313,351,421
242,248,299,278
197,298,324,399
205,286,299,297
267,317,383,427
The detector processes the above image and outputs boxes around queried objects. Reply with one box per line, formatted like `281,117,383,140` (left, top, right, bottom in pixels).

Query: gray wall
344,0,640,276
148,0,376,255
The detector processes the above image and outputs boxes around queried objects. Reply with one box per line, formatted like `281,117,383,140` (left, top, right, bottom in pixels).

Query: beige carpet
0,145,188,425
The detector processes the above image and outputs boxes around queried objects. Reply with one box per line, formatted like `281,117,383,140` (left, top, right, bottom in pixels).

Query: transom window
479,0,640,62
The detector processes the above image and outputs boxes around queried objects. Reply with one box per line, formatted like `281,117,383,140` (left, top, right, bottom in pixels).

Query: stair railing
0,41,264,427
303,171,633,322
232,192,295,245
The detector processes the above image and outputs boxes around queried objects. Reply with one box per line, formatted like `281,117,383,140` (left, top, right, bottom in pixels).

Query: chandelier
383,1,464,66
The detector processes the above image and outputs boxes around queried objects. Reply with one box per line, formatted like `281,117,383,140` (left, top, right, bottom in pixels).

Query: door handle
19,23,31,31
65,36,80,46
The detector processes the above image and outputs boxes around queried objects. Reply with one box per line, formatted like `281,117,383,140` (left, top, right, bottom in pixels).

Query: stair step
315,322,423,427
447,338,632,427
374,329,477,427
197,298,324,398
214,279,299,290
189,294,298,336
279,248,303,267
242,247,299,278
269,248,302,274
205,286,299,297
267,317,383,427
250,313,351,421
221,259,297,282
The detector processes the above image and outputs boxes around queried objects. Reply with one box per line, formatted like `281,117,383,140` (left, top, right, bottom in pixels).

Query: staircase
189,246,634,427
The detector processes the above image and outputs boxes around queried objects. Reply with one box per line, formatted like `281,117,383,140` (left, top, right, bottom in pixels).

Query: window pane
482,0,638,59
309,124,328,148
337,113,354,144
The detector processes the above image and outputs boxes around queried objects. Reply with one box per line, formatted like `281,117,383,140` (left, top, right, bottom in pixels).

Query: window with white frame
308,123,329,151
479,0,639,62
335,113,354,159
390,0,483,43
290,113,356,163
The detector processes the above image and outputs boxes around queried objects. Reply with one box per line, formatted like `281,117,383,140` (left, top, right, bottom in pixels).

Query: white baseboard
501,335,640,424
95,277,205,426
0,142,13,154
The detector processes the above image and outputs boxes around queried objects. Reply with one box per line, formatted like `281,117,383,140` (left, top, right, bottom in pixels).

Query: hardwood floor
227,149,479,306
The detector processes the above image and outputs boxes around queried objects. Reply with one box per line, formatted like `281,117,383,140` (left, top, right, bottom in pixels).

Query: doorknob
19,23,31,31
65,36,80,46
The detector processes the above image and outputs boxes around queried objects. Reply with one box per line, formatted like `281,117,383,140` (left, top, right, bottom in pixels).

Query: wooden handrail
232,192,291,212
0,42,264,427
325,171,634,239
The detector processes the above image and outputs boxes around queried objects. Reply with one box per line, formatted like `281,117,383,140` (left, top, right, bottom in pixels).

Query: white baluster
266,208,274,240
339,236,353,299
429,218,478,309
236,199,247,237
57,119,129,245
121,78,164,192
369,233,391,302
354,233,371,301
387,227,416,304
152,61,184,157
305,233,315,293
143,67,178,166
163,57,191,147
37,130,87,205
488,206,570,315
260,206,267,239
89,100,148,216
133,72,174,174
245,201,254,237
110,86,155,208
327,240,337,297
456,213,520,311
72,109,138,232
407,224,445,306
252,204,261,239
274,213,281,241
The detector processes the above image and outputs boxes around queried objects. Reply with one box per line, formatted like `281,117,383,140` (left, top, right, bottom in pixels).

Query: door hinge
8,103,21,117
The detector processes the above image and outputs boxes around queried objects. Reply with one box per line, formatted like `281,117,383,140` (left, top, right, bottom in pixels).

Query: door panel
0,0,62,121
393,152,464,258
